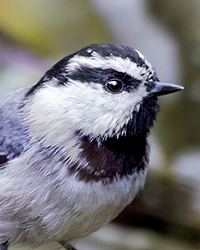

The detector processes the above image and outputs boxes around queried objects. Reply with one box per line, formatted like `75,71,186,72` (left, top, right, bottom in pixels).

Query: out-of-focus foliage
146,0,200,162
0,0,111,56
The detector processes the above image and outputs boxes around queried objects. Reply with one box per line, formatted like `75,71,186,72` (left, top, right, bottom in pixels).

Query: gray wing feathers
0,88,32,164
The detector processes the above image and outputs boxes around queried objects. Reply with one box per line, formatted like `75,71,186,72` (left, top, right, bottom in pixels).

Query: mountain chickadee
0,44,183,250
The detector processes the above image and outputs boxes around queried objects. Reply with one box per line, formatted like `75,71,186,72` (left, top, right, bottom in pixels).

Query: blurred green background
0,0,199,249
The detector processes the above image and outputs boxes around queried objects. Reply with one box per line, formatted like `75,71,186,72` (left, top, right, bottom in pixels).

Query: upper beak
149,81,184,96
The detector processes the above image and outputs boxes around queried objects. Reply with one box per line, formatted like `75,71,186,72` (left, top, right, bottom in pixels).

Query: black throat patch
68,96,159,184
68,134,148,184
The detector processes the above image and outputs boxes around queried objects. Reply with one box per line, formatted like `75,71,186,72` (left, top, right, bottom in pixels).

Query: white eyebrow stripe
66,52,152,80
135,49,146,61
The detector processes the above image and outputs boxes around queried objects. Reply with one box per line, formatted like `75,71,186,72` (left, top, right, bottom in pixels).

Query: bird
0,44,183,250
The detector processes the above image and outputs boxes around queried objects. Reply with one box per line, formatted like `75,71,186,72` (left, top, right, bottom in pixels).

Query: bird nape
0,44,183,250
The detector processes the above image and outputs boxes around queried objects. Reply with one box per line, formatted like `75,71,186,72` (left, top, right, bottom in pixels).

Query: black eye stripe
67,66,142,92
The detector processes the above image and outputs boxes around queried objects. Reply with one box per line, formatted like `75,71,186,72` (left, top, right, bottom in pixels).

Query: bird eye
105,79,123,93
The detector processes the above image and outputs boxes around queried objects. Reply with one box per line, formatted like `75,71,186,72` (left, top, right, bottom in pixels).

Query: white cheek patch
24,78,148,148
66,51,153,80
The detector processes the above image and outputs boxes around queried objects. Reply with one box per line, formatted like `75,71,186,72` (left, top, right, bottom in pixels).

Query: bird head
24,44,183,147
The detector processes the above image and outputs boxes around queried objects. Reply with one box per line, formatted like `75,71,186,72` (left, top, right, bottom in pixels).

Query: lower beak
149,81,184,96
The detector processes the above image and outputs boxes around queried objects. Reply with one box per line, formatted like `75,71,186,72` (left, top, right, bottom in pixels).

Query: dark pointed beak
149,81,184,96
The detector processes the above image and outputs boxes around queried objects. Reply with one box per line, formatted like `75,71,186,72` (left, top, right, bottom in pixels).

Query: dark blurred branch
115,170,200,246
0,29,21,47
